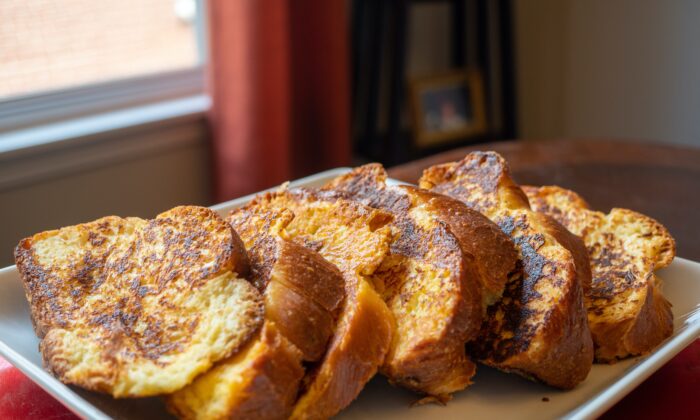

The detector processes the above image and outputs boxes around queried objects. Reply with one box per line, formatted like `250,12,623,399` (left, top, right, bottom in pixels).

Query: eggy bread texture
523,185,675,362
243,188,395,419
168,207,345,419
14,206,263,398
420,152,594,389
168,323,303,420
228,207,345,362
325,164,518,398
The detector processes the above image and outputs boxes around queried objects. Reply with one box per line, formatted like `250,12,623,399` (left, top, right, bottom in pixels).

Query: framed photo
409,69,487,148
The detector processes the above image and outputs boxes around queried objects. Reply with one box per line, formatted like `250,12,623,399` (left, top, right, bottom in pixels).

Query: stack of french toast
14,151,676,419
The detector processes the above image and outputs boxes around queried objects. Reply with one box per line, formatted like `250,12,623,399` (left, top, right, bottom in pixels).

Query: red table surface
1,341,698,419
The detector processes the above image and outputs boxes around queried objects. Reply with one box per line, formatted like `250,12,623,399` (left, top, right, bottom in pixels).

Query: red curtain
207,0,351,201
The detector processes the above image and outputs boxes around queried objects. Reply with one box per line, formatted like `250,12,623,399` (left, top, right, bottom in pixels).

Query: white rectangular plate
1,167,698,420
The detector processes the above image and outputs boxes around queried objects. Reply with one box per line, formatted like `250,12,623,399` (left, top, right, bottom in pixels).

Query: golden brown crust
379,186,480,397
291,279,394,420
522,186,591,225
420,153,530,218
14,206,264,397
167,322,305,420
169,205,347,419
620,275,673,357
262,243,341,360
228,206,345,361
409,186,519,307
327,164,517,305
420,152,594,389
324,164,518,397
534,212,593,294
521,186,599,239
244,187,395,419
486,263,591,388
524,185,676,362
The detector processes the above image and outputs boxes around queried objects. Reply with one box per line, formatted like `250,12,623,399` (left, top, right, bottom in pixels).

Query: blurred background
1,0,699,265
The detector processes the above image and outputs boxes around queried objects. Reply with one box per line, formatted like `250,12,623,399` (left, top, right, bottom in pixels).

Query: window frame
0,0,210,153
0,68,205,133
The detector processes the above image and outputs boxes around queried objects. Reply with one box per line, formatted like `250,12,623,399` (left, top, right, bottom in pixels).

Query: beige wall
515,0,700,147
0,123,210,266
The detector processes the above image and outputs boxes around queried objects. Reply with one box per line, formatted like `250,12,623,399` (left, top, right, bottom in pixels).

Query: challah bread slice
420,152,593,389
168,322,303,420
168,207,345,420
523,185,675,362
324,164,518,399
228,207,346,362
14,206,263,398
244,187,395,419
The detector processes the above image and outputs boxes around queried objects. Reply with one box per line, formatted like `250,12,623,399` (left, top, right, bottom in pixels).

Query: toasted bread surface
169,207,345,419
168,322,304,420
229,207,345,361
244,188,395,419
324,164,518,397
523,185,675,361
420,152,593,389
14,206,263,398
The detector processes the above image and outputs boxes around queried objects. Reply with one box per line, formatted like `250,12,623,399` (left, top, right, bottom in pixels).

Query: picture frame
409,69,487,148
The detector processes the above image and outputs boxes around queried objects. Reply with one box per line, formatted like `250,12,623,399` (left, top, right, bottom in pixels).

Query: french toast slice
420,152,594,389
523,185,675,361
169,208,345,419
324,164,518,398
243,187,395,419
228,207,345,362
168,322,303,420
14,206,263,398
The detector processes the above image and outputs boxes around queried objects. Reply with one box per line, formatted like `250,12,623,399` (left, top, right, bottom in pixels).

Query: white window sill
0,95,211,191
0,95,210,157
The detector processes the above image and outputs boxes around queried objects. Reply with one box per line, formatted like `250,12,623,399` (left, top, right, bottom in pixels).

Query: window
0,0,201,99
0,0,208,139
